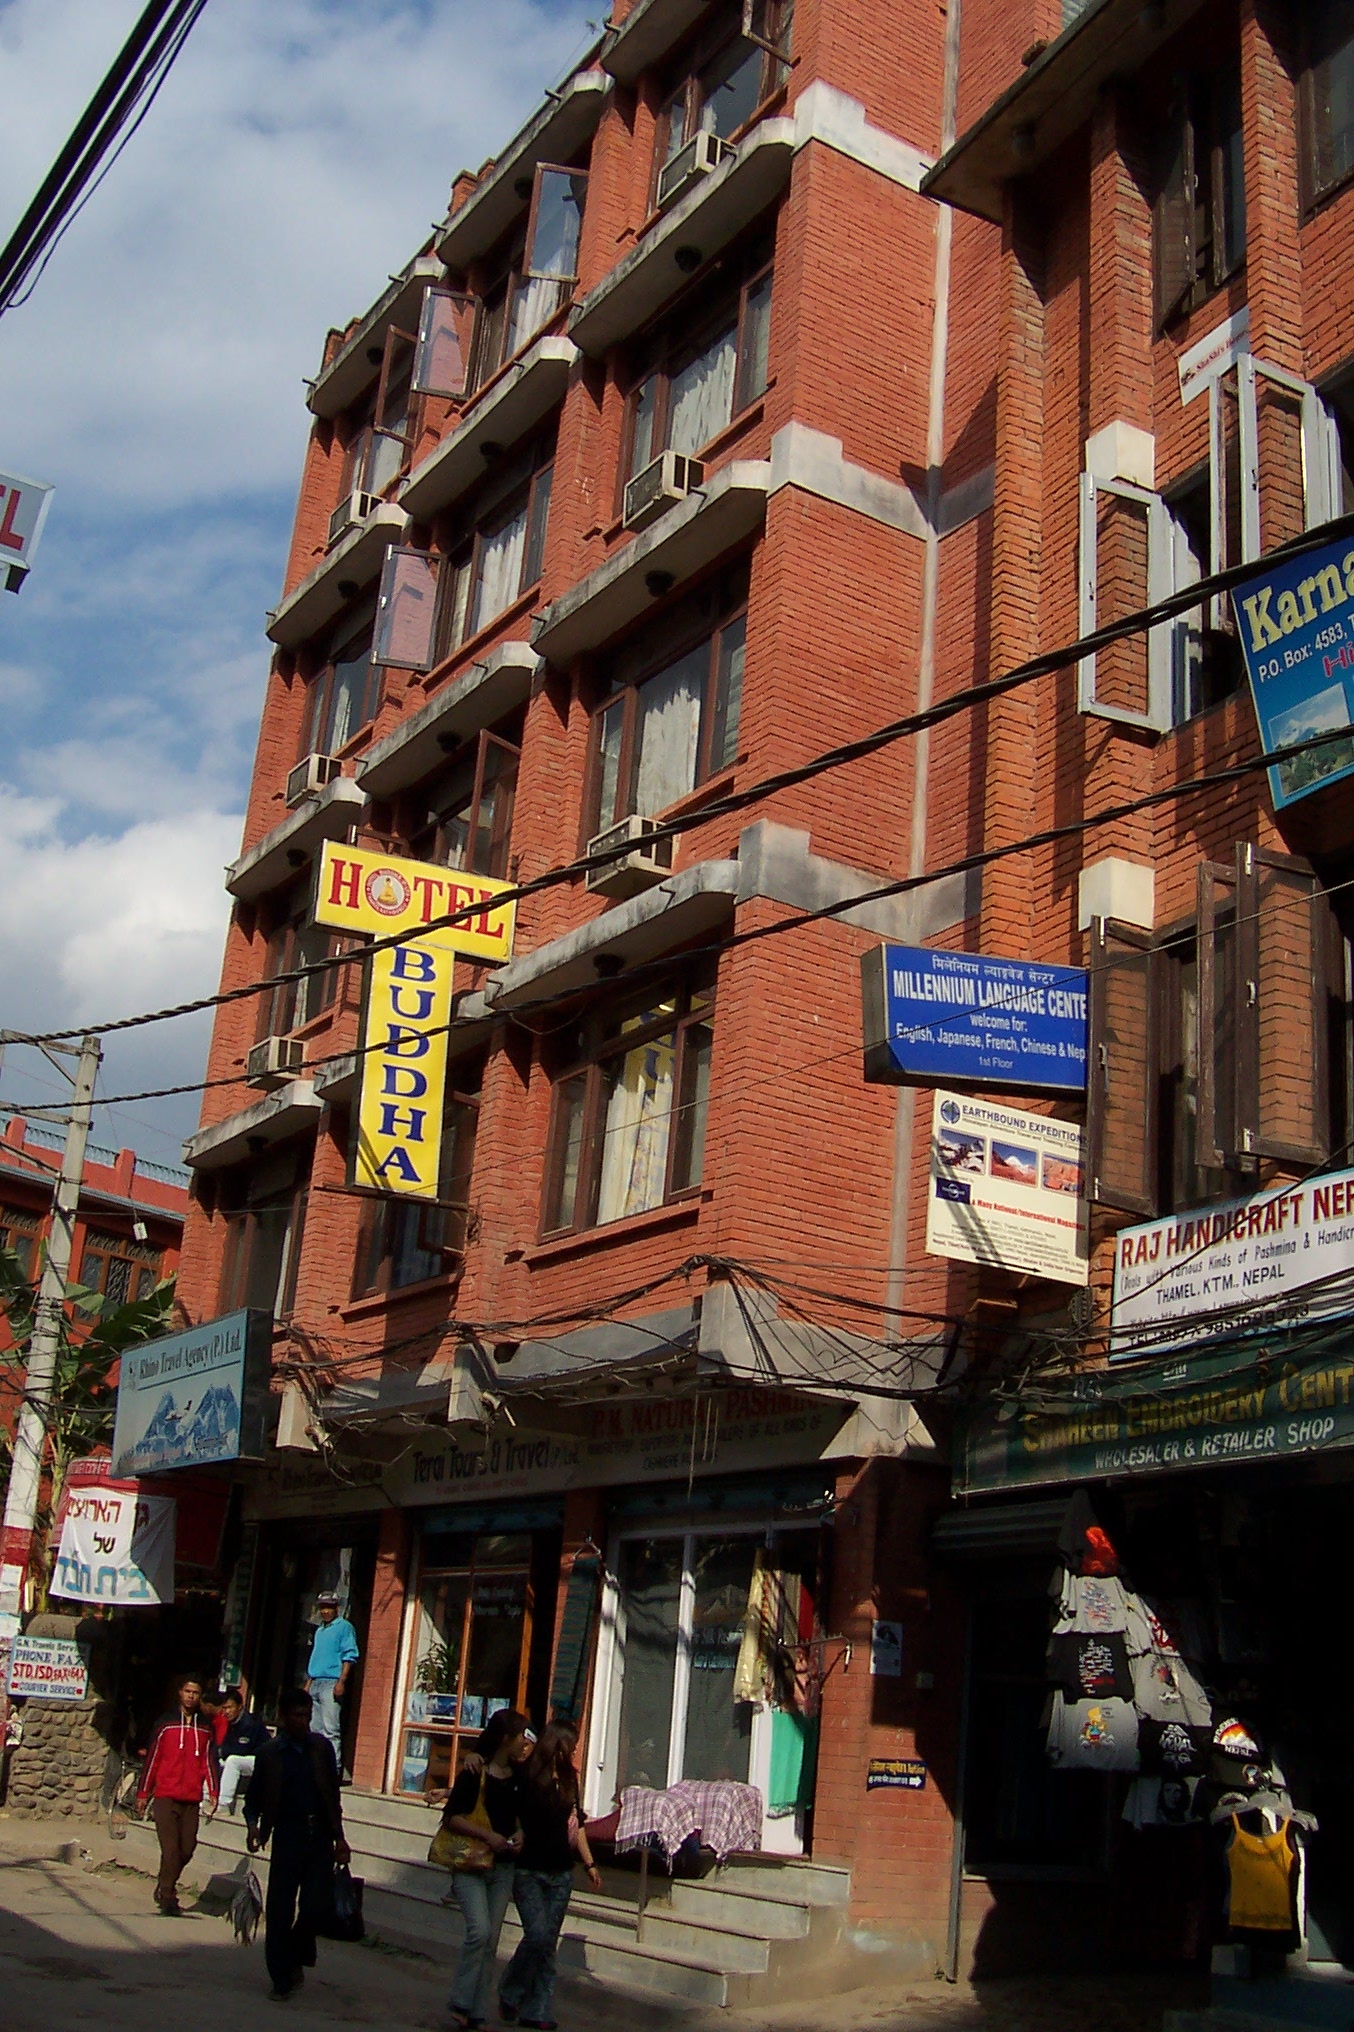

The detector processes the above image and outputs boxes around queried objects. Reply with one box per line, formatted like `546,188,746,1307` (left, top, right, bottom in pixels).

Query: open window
410,729,520,883
1301,1,1354,208
371,546,440,671
1086,918,1159,1215
1077,473,1174,731
411,286,473,401
1210,355,1341,582
1153,59,1246,329
1233,845,1333,1164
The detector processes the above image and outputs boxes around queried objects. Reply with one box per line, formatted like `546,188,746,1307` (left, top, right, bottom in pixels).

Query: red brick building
171,0,1354,1993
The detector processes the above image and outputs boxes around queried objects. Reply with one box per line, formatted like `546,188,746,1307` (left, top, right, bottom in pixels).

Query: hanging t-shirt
1046,1694,1140,1771
1122,1774,1200,1829
1055,1573,1130,1636
1131,1648,1211,1726
1137,1718,1213,1776
1047,1631,1134,1702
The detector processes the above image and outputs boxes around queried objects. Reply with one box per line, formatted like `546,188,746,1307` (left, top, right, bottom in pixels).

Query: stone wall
4,1694,112,1820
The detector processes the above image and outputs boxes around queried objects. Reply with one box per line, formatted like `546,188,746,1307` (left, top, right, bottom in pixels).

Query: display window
396,1530,536,1795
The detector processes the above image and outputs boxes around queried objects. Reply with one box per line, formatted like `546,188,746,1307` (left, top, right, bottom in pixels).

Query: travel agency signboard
112,1309,272,1477
1232,529,1354,808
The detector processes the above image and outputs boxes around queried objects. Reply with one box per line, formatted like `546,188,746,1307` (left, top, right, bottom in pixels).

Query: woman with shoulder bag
498,1723,601,2032
434,1710,532,2031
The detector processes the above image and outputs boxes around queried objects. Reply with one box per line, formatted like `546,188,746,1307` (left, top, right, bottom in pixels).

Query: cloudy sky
0,0,594,1165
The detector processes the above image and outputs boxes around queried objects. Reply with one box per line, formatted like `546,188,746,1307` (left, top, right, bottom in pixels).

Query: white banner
52,1487,176,1606
925,1090,1089,1286
1111,1167,1354,1358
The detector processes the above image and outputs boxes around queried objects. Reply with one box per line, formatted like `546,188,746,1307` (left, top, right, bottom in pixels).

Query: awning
602,0,710,84
183,1081,322,1171
265,502,407,650
225,776,366,901
357,640,539,799
931,1497,1071,1561
436,68,609,273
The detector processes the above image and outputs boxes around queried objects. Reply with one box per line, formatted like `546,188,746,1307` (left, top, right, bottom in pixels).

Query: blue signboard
1232,532,1354,808
861,946,1088,1094
111,1308,271,1477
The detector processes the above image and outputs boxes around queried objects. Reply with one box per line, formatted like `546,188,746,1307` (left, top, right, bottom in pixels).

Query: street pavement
0,1816,1205,2032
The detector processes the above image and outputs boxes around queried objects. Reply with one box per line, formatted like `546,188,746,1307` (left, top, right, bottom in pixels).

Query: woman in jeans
499,1723,601,2032
442,1710,532,2030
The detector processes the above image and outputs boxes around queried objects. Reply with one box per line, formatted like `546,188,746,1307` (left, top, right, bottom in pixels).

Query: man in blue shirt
305,1592,359,1770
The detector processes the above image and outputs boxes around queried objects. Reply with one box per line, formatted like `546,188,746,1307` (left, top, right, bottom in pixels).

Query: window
542,969,715,1236
219,1144,311,1317
75,1231,161,1314
1162,470,1243,723
302,602,380,758
352,1067,482,1298
343,327,416,498
397,1530,538,1796
1153,59,1246,328
624,246,773,484
654,0,793,194
468,165,588,394
0,1209,40,1281
409,730,520,882
589,569,747,831
1303,0,1354,205
1086,849,1342,1215
432,438,555,664
257,898,357,1040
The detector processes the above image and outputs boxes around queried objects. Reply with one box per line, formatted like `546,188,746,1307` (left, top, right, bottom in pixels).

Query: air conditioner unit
585,814,677,899
327,489,377,548
246,1035,305,1091
623,451,704,533
285,752,341,808
657,129,733,212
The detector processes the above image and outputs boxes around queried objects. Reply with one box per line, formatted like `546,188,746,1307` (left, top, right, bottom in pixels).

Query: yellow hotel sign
314,841,515,962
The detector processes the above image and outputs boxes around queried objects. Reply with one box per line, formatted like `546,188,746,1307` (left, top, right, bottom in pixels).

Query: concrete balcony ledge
358,640,539,800
436,68,609,275
266,502,409,650
183,1080,323,1171
601,0,712,85
308,255,443,422
400,336,578,525
568,119,794,358
531,459,770,665
484,857,740,1012
226,776,366,902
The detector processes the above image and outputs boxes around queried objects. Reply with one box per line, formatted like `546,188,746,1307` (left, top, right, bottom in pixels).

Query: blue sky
0,0,595,1164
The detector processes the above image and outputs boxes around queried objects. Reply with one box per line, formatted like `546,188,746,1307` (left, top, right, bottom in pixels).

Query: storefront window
398,1532,533,1795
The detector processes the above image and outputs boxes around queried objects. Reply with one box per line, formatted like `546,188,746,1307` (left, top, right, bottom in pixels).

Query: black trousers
265,1821,333,1992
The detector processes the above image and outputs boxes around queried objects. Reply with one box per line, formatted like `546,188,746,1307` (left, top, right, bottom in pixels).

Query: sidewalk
0,1815,1205,2032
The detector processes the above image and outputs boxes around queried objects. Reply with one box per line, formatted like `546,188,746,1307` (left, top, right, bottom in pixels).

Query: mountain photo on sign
132,1382,241,1471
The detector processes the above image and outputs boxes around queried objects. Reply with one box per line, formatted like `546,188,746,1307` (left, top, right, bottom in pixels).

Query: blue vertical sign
861,946,1088,1095
1232,532,1354,809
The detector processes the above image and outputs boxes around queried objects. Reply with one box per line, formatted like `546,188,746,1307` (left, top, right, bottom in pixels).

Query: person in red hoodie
137,1674,219,1914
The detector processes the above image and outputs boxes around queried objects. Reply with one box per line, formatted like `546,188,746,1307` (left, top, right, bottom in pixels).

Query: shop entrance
251,1521,376,1779
592,1522,820,1851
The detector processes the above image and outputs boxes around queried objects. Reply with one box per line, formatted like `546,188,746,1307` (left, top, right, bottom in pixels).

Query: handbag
319,1863,365,1942
428,1770,496,1874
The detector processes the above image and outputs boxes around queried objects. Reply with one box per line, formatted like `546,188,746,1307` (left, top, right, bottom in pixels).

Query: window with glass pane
0,1210,40,1282
471,165,588,390
74,1231,162,1317
682,1537,757,1783
1306,2,1354,202
589,571,749,831
624,253,773,483
398,1533,534,1797
435,444,554,658
616,1538,684,1789
542,971,715,1236
410,727,521,881
219,1145,311,1318
303,604,380,757
655,0,792,184
258,910,350,1039
1152,59,1246,327
352,1070,482,1298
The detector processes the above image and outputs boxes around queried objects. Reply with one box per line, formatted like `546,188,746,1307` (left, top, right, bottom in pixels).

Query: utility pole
0,1033,102,1619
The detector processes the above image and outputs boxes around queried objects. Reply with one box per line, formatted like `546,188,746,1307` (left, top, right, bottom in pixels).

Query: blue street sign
862,946,1088,1094
1232,532,1354,809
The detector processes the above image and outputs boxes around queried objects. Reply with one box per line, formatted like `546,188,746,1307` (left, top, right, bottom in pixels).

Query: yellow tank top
1227,1816,1294,1933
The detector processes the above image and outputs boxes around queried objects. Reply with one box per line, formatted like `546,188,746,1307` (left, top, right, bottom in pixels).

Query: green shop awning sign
957,1334,1354,1495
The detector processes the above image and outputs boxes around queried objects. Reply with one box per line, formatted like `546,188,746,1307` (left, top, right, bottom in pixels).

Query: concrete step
669,1875,814,1937
714,1854,852,1907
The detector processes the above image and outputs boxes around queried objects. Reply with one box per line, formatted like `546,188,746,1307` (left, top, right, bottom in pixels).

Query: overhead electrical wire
0,0,210,317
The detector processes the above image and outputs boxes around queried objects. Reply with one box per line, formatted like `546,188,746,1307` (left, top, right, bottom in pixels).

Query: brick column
351,1506,411,1791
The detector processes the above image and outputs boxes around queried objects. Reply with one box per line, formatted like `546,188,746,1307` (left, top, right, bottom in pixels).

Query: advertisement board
1110,1167,1354,1359
7,1635,88,1702
1232,531,1354,808
863,947,1088,1094
111,1309,272,1477
51,1486,176,1606
925,1091,1089,1286
0,469,54,593
314,840,515,964
351,931,456,1198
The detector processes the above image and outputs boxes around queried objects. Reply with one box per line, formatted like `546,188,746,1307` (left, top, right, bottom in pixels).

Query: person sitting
213,1687,270,1819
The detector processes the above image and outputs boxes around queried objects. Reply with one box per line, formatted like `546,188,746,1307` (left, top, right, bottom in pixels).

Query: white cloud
0,0,592,1156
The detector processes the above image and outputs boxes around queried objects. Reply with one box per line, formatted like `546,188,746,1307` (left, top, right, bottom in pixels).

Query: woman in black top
443,1709,530,2029
498,1724,601,2032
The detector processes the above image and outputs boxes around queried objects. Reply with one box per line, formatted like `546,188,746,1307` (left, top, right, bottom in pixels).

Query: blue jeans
499,1868,573,2023
449,1858,516,2020
309,1680,342,1766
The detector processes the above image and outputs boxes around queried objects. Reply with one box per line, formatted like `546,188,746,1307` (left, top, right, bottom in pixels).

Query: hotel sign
314,841,515,963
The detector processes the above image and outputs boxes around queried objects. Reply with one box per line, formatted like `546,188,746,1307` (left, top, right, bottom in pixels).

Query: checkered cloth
613,1780,763,1864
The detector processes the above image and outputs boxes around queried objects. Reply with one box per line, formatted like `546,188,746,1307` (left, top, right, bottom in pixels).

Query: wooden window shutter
1234,844,1331,1164
1087,917,1159,1215
1196,858,1239,1167
1154,91,1194,327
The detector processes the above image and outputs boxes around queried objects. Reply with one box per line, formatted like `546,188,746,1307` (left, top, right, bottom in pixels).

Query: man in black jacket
245,1687,350,2002
213,1687,271,1818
